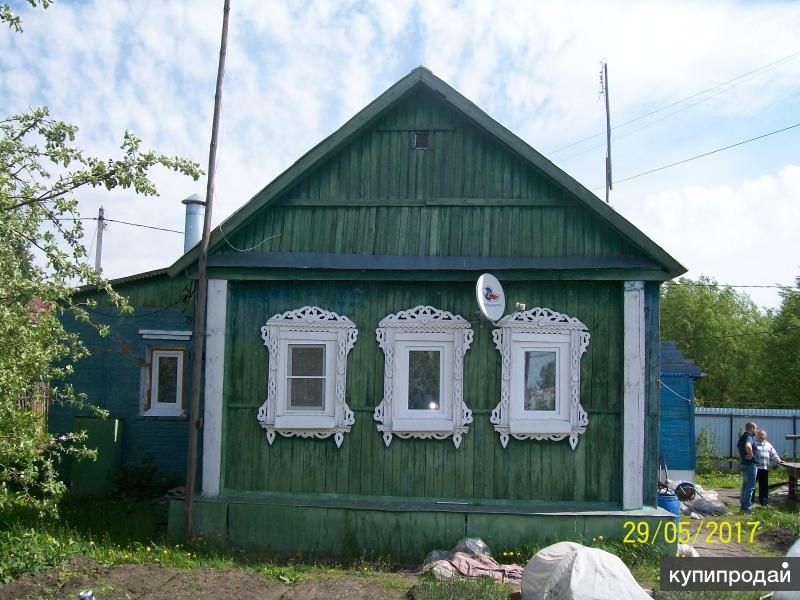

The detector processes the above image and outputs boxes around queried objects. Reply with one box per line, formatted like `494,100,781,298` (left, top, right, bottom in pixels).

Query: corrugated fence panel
222,279,624,504
695,408,800,459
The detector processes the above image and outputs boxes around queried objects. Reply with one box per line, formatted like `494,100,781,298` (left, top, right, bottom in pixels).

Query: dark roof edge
76,267,169,293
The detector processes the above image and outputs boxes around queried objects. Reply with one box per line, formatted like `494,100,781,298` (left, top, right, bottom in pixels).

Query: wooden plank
622,281,646,509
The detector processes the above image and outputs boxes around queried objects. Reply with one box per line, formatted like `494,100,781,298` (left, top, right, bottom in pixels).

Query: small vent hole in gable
413,131,430,149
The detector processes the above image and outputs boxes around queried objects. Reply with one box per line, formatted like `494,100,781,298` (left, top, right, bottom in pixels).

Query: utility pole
601,62,612,204
185,0,230,538
95,206,105,271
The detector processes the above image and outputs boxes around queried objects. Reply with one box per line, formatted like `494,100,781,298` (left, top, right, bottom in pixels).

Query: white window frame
144,348,185,417
257,306,358,448
374,305,473,448
490,307,590,450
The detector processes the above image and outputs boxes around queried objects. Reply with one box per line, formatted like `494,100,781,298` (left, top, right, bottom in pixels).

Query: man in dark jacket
737,421,758,513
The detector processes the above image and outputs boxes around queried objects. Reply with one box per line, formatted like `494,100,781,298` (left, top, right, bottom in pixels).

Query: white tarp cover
521,542,651,600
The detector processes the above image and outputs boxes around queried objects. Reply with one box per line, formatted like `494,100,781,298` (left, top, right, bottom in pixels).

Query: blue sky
2,0,799,308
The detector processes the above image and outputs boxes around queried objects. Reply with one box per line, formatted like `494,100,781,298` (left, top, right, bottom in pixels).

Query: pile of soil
759,526,798,554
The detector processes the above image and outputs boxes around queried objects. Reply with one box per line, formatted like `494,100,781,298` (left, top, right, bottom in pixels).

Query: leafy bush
0,515,87,584
112,454,178,499
696,428,720,475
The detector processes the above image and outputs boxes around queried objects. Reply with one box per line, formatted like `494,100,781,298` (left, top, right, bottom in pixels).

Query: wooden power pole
185,0,230,538
94,206,105,271
602,62,612,204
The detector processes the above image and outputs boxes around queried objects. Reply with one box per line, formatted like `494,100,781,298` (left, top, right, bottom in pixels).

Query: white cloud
2,0,799,309
621,165,800,309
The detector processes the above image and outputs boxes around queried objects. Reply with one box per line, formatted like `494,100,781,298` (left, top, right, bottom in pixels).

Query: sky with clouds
2,0,799,309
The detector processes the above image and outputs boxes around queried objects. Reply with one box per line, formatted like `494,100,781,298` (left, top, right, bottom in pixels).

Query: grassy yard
0,490,796,599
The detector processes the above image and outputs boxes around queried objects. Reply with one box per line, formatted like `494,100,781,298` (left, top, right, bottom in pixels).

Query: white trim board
139,329,192,341
622,281,646,510
201,279,227,497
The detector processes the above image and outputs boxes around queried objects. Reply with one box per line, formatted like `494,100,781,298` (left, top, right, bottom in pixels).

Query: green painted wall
220,87,646,263
168,498,677,563
221,279,624,505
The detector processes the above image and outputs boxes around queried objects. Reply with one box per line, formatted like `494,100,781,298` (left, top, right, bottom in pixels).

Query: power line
672,325,800,342
669,283,799,290
592,121,800,190
547,49,800,156
62,216,183,234
658,379,695,403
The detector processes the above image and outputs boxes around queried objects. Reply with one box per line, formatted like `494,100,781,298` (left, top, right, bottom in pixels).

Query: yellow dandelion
598,535,604,541
146,546,152,552
163,549,168,555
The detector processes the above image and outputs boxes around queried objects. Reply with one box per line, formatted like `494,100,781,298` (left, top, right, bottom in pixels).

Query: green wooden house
63,67,686,560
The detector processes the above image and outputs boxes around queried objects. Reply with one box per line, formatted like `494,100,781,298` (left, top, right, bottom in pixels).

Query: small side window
144,348,185,416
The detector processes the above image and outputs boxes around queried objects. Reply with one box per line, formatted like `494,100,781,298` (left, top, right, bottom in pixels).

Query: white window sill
143,409,185,418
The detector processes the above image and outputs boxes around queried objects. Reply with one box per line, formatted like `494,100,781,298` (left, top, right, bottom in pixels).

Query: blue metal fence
695,407,799,461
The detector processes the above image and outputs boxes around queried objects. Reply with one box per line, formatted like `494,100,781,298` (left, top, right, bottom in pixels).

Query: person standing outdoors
737,422,758,513
753,429,785,506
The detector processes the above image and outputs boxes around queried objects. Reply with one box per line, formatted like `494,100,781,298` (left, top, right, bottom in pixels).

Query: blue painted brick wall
51,305,196,483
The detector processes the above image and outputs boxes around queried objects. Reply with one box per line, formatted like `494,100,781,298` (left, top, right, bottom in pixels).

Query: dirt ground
0,556,414,600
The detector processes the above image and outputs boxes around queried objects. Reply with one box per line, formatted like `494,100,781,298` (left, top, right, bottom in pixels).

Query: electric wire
657,379,695,403
668,283,799,290
86,219,98,264
591,121,800,190
671,325,800,342
62,216,183,234
546,49,800,156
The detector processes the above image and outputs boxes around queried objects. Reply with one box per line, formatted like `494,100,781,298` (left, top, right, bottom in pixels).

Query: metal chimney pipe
181,193,206,253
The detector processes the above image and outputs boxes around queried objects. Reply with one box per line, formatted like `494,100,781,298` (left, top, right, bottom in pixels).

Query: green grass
414,574,511,600
695,470,741,489
751,505,800,537
0,495,410,588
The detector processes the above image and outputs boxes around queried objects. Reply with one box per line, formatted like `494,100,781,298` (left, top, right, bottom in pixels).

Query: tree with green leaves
661,276,771,407
0,3,201,511
762,278,800,407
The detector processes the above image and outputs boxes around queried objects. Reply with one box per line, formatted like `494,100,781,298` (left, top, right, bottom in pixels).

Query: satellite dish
476,273,506,321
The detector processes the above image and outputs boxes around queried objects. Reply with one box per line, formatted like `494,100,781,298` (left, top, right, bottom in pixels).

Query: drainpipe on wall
181,194,206,254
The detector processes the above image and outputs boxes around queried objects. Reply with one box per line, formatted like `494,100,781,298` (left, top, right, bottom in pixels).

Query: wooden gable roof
168,66,685,278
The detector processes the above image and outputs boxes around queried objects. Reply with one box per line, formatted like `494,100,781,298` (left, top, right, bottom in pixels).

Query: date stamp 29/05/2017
622,520,760,545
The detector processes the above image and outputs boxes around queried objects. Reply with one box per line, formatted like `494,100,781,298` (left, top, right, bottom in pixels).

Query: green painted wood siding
78,274,193,308
221,279,623,504
221,87,643,262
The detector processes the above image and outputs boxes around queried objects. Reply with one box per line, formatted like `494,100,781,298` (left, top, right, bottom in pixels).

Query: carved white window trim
374,305,473,448
490,307,590,450
257,306,358,448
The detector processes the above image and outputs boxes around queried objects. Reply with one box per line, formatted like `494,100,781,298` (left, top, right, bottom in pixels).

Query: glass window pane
408,350,441,410
157,355,179,404
289,345,325,376
289,378,325,409
524,351,556,411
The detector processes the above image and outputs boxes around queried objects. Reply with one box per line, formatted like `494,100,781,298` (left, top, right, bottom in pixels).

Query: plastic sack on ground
685,495,728,516
422,550,454,567
521,541,651,600
451,537,491,557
